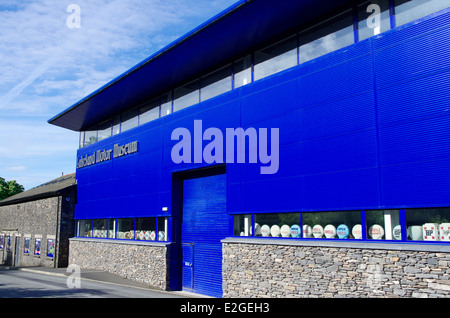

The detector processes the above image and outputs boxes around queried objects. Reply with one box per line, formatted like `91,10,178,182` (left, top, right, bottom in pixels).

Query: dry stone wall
69,238,170,290
223,239,450,298
0,197,60,267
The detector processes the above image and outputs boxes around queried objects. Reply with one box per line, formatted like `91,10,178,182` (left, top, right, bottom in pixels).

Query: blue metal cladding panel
182,173,227,297
374,11,450,209
235,41,380,213
377,72,450,126
75,120,165,219
373,13,450,88
75,9,450,220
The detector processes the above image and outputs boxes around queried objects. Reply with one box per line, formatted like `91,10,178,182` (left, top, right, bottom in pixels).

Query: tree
0,177,24,200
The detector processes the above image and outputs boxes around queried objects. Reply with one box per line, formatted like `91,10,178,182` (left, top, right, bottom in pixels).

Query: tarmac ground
0,265,207,298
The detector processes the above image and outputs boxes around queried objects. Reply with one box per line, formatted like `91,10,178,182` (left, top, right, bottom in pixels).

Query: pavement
0,265,208,298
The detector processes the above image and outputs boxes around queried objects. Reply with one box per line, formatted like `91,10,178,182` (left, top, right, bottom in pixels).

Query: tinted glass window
78,220,92,237
112,116,121,135
405,208,450,241
136,218,156,241
254,35,298,81
121,109,138,132
158,217,169,241
302,211,361,239
160,92,172,117
84,130,97,146
366,210,401,240
97,120,111,142
254,213,300,237
395,0,449,26
201,65,232,102
140,98,160,125
299,10,354,64
234,55,252,88
173,80,199,112
79,131,85,148
358,0,391,41
117,218,134,240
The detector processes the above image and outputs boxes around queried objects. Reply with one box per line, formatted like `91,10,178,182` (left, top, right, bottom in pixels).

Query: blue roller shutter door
182,172,227,298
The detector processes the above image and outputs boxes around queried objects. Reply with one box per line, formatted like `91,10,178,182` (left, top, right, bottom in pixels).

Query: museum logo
171,120,279,174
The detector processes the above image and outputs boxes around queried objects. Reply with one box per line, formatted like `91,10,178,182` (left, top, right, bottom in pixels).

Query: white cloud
7,166,27,172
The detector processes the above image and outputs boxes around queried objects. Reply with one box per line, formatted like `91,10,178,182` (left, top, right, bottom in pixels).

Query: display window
366,210,401,240
201,65,232,102
117,218,134,240
108,219,116,239
76,217,169,242
254,213,301,238
234,208,450,244
302,211,360,239
78,219,92,237
395,0,449,27
157,217,169,241
233,214,252,236
405,208,450,242
93,219,107,238
136,218,156,241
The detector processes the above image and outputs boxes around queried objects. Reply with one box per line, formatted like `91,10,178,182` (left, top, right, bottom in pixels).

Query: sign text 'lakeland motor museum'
77,141,138,169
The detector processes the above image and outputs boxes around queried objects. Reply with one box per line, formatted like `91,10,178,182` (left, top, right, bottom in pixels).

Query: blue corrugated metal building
50,0,450,297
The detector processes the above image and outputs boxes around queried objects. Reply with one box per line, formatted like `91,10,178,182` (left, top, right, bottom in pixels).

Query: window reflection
254,35,298,81
97,120,111,142
299,10,354,64
121,109,139,132
233,55,252,88
84,130,97,146
157,217,169,241
406,208,450,241
108,219,116,239
112,116,121,136
366,210,401,240
302,211,361,239
117,218,134,239
233,214,252,236
76,217,169,241
395,0,449,26
93,219,107,238
79,131,85,148
201,65,232,102
139,98,160,125
173,80,199,112
136,218,156,240
358,0,391,41
160,92,172,117
78,219,92,237
254,213,301,238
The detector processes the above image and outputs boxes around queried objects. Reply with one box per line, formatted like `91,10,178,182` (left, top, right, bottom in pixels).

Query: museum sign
77,141,138,169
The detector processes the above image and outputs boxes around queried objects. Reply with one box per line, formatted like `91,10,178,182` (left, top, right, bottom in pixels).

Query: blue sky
0,0,237,190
